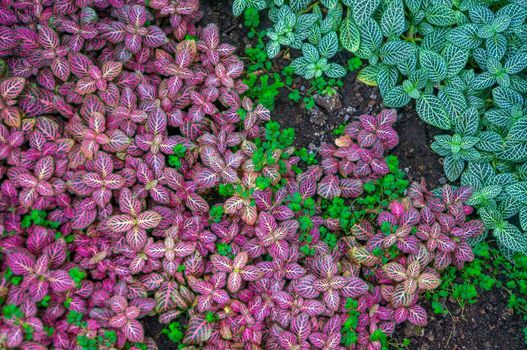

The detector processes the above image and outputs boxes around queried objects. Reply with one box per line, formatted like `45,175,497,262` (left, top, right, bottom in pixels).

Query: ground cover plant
240,7,355,111
425,241,527,346
231,0,527,259
0,0,495,349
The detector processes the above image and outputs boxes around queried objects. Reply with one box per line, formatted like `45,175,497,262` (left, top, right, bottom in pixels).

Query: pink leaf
124,319,144,343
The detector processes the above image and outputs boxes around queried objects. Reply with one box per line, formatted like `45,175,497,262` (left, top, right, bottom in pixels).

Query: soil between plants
143,2,526,349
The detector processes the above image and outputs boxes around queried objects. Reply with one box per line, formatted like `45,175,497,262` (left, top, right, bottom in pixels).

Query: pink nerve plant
0,0,485,348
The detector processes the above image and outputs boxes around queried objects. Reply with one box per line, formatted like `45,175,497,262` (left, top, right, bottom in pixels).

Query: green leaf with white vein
417,94,451,130
325,63,346,78
439,87,467,120
520,207,527,231
498,143,527,162
420,50,447,83
448,24,482,49
318,32,339,58
302,43,320,62
353,0,381,25
321,0,338,8
486,33,507,60
380,41,415,65
426,5,457,26
467,185,503,206
340,17,360,52
291,0,312,11
442,44,469,78
493,86,524,109
499,196,521,218
358,19,383,58
454,107,479,136
476,131,503,152
444,155,465,181
494,223,527,254
380,0,405,37
480,207,503,230
232,0,247,16
384,86,411,107
506,182,527,203
505,53,527,74
508,119,527,142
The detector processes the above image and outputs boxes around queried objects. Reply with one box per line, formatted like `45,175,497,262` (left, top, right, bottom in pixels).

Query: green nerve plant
232,0,527,259
234,0,350,78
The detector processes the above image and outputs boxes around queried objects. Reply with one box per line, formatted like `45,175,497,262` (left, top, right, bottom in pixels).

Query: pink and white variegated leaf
186,193,209,214
323,289,340,311
315,254,337,278
145,242,165,259
382,262,407,282
136,211,162,229
291,313,311,341
1,77,26,99
210,255,232,272
7,252,34,275
295,275,320,299
38,25,59,49
390,284,412,308
174,242,195,257
240,266,261,281
393,307,409,324
453,186,473,202
300,299,325,316
417,272,441,290
119,188,141,216
284,263,306,279
227,271,242,293
51,58,70,81
124,319,144,343
107,214,135,233
47,270,74,292
272,206,295,220
155,282,179,313
317,175,341,200
71,209,97,230
144,26,167,47
299,179,317,199
340,178,364,198
183,314,213,344
224,196,243,214
68,53,93,77
407,304,428,326
102,61,123,80
127,228,148,251
340,277,368,298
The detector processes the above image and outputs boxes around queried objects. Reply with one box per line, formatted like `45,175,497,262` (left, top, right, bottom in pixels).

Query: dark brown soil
399,286,525,350
143,1,526,349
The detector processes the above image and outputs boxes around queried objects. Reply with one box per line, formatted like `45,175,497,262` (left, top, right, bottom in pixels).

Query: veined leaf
183,314,213,344
380,41,415,65
506,182,527,203
353,0,381,25
380,0,405,37
494,223,527,254
340,17,360,52
426,5,457,26
384,86,411,107
420,49,447,83
442,44,469,78
417,94,451,130
318,32,339,58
